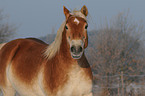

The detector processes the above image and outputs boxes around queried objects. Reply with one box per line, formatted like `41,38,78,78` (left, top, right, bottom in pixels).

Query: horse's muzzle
70,45,83,59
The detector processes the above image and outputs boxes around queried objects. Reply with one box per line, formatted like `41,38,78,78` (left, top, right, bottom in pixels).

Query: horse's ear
81,5,88,16
63,6,70,19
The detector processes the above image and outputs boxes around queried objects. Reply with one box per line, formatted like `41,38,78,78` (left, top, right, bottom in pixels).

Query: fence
93,72,145,96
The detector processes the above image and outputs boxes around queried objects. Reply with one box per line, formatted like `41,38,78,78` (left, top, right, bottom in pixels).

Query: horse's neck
43,31,77,92
58,29,90,67
58,30,74,61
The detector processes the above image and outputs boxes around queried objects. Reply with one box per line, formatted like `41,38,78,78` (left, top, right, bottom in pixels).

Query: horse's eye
85,24,88,29
83,36,85,39
65,25,68,30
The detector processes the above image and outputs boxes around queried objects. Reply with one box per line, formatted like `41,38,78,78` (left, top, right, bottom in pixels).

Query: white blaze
74,18,80,25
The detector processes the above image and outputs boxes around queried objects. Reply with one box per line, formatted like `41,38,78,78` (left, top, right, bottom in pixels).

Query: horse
0,5,93,96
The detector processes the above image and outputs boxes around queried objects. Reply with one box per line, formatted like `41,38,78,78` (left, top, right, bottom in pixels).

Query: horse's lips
72,55,81,59
71,52,83,59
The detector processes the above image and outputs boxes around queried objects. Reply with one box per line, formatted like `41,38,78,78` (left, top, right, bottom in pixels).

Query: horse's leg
1,86,16,96
0,71,16,96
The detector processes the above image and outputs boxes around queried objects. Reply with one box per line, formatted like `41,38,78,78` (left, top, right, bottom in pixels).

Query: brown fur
43,29,73,93
26,37,47,44
0,6,93,96
0,39,46,85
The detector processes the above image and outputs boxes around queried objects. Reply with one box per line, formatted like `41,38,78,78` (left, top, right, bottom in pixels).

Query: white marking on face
71,40,84,47
74,18,80,25
70,40,84,59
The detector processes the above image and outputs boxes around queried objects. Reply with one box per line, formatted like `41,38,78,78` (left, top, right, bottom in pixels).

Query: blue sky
0,0,145,39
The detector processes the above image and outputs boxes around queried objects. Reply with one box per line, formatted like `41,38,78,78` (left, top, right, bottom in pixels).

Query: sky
0,0,145,39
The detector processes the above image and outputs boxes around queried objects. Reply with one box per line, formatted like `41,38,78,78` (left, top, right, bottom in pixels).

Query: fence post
117,77,120,96
121,71,124,96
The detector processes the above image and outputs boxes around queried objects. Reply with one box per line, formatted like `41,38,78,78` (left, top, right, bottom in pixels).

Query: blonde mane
44,11,86,59
0,43,6,50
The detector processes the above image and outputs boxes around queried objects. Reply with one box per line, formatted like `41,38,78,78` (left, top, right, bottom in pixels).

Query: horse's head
63,5,88,59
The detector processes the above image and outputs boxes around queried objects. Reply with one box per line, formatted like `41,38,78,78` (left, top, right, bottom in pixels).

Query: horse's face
65,16,88,59
63,6,88,59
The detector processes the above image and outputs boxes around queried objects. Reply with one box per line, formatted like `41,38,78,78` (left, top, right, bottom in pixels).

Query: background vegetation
0,9,16,43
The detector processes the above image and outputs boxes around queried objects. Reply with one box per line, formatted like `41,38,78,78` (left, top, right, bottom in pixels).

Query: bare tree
0,9,16,43
86,11,145,95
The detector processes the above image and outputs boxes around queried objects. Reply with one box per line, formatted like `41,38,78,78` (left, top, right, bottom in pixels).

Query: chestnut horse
0,6,93,96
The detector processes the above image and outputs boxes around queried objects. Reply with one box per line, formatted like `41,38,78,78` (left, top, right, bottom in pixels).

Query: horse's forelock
70,10,87,20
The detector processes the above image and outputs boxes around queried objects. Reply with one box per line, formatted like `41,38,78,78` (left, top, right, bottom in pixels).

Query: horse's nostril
71,45,83,54
78,46,83,52
71,46,76,53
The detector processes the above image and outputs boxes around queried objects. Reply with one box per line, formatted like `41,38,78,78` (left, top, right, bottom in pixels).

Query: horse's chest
56,67,92,96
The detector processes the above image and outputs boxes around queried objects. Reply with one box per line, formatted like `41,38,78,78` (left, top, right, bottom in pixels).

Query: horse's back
26,37,48,45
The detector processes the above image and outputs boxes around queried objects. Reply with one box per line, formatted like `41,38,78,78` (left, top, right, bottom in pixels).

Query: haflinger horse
0,5,93,96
